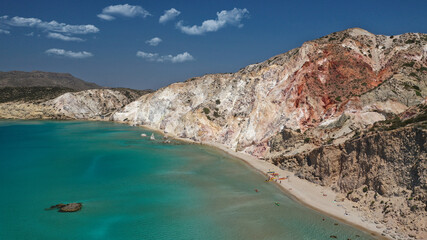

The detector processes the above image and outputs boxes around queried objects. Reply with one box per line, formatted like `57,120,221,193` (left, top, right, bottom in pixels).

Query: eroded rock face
272,126,426,195
46,89,141,120
113,28,426,158
0,89,144,120
270,104,427,239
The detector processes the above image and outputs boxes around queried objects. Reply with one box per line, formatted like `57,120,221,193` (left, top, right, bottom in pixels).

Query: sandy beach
133,123,393,239
203,141,392,240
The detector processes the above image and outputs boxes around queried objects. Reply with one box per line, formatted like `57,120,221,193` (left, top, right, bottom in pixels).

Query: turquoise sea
0,121,376,240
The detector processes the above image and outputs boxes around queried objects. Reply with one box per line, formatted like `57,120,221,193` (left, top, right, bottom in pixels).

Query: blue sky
0,0,426,90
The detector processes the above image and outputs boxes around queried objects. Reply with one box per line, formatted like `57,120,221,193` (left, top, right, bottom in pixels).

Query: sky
0,0,426,90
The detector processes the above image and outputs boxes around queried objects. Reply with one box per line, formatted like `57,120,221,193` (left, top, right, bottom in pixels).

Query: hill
0,71,101,90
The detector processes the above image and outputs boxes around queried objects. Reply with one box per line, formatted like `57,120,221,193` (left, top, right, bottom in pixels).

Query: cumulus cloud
47,32,84,42
159,8,181,23
97,14,115,21
98,4,151,21
136,51,194,63
0,29,10,34
176,8,249,35
45,48,93,59
0,15,99,35
145,37,162,46
25,32,34,36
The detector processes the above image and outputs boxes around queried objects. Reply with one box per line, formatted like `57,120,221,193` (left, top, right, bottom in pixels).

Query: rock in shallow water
46,203,82,212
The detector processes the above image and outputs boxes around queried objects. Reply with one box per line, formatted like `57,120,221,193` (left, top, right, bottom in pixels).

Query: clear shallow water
0,121,376,240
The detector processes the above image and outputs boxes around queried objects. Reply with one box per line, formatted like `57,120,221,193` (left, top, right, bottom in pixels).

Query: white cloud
136,51,194,63
176,8,249,35
159,8,181,23
98,4,151,21
47,32,84,42
45,48,93,59
170,52,194,63
0,29,10,34
0,15,99,35
25,32,34,36
97,14,115,21
145,37,162,46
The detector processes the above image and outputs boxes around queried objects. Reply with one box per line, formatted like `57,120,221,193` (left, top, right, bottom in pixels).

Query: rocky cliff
0,88,151,120
270,104,426,239
110,28,426,239
113,28,426,155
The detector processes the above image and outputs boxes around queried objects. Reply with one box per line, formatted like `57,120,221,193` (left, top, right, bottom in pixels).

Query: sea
0,120,376,240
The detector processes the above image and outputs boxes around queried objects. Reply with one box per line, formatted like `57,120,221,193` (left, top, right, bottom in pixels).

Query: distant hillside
0,71,101,90
0,87,153,104
0,87,76,103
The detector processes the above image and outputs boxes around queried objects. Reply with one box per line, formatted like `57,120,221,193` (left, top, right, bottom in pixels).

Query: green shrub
405,39,415,44
328,37,337,42
213,111,220,118
412,85,421,91
304,138,310,143
203,107,210,114
335,96,342,102
403,62,415,68
409,72,418,78
215,99,221,104
353,130,360,138
363,187,368,192
415,91,422,97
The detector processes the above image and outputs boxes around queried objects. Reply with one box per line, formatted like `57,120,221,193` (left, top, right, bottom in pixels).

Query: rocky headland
1,28,425,239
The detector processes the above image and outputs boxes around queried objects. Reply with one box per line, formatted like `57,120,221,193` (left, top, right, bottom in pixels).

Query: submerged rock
46,203,82,212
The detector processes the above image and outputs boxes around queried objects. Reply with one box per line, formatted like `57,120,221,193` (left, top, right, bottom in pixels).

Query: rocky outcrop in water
46,203,82,212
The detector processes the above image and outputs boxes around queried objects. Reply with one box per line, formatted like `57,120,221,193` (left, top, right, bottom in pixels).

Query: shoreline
200,141,390,240
1,119,391,239
130,122,391,239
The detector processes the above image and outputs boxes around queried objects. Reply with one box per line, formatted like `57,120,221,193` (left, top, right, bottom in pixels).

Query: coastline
200,141,390,240
1,119,391,239
129,122,392,239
